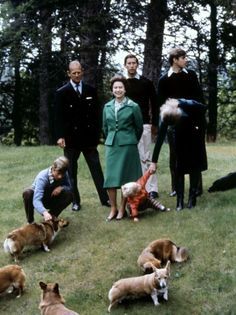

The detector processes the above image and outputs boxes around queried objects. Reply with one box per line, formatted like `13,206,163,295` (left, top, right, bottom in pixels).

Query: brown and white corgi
108,261,170,312
39,282,79,315
4,218,69,262
137,239,188,272
0,265,26,298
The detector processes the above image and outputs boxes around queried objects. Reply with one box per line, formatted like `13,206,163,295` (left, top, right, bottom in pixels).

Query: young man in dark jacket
157,47,205,204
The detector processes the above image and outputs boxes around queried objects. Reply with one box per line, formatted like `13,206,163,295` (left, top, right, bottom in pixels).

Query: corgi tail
3,238,15,254
108,287,120,312
175,246,189,262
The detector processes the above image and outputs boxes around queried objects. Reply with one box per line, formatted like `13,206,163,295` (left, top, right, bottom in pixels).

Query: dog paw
43,244,50,252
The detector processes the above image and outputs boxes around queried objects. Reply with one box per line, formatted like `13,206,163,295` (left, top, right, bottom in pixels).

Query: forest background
0,0,236,146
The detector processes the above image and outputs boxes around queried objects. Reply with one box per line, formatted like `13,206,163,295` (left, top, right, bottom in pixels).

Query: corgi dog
0,265,26,298
4,218,69,262
137,239,188,273
108,261,170,312
39,282,79,315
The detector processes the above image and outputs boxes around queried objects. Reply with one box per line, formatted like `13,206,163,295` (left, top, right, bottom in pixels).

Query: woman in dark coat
103,76,143,221
149,98,207,211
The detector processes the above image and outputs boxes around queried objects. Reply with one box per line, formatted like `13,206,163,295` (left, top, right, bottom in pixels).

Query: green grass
0,142,236,314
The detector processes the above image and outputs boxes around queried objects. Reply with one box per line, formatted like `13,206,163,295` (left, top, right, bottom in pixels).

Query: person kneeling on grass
23,156,73,223
121,170,170,222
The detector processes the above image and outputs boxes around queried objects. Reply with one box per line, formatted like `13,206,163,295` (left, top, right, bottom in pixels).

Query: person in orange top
122,170,170,222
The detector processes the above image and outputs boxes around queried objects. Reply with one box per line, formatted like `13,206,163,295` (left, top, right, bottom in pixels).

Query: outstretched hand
149,162,157,174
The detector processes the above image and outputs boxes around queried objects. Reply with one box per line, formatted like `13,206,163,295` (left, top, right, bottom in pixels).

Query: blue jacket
31,168,72,214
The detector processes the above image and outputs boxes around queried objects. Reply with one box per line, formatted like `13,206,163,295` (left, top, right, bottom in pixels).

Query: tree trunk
96,0,111,101
142,0,168,90
38,7,52,145
207,2,218,142
12,56,22,146
79,1,103,88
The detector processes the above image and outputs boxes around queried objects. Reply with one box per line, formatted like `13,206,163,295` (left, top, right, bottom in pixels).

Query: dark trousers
167,127,177,192
167,128,203,194
176,170,201,201
64,146,108,205
23,188,73,223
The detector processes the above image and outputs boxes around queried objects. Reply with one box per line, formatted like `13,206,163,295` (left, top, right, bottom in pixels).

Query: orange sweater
127,171,151,218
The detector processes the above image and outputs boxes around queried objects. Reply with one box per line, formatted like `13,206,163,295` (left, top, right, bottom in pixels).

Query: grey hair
160,98,182,125
52,156,69,173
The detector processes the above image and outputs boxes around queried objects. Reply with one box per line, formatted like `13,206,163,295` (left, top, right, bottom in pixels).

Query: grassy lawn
0,142,236,315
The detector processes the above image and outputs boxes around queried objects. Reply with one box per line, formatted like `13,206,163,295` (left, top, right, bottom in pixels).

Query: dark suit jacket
157,69,204,107
54,82,101,149
152,99,207,174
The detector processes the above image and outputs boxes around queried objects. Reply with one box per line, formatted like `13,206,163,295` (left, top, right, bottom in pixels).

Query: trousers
138,124,158,193
23,188,73,223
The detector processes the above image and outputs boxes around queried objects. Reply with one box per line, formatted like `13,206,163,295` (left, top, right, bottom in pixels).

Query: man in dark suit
54,60,109,211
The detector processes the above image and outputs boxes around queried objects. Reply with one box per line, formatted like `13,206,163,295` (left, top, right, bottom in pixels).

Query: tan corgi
0,265,26,298
4,218,69,262
39,282,79,315
137,239,188,272
108,261,170,312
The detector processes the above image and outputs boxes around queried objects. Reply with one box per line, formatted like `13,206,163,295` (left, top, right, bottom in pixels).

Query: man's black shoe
72,203,81,211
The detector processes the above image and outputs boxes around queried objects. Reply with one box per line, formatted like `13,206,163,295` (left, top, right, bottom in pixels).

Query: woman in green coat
103,76,143,221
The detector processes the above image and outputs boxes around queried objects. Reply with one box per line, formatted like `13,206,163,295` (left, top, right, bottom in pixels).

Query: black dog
208,172,236,192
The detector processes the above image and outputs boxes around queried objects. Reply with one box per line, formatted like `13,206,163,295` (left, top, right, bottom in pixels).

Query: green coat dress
103,97,143,188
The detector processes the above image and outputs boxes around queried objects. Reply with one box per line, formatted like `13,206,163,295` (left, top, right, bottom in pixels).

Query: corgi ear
39,281,47,290
165,260,171,275
144,261,157,273
60,219,69,228
54,283,59,294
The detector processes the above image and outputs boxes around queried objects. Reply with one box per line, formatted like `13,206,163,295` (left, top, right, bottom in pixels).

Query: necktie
75,84,81,97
